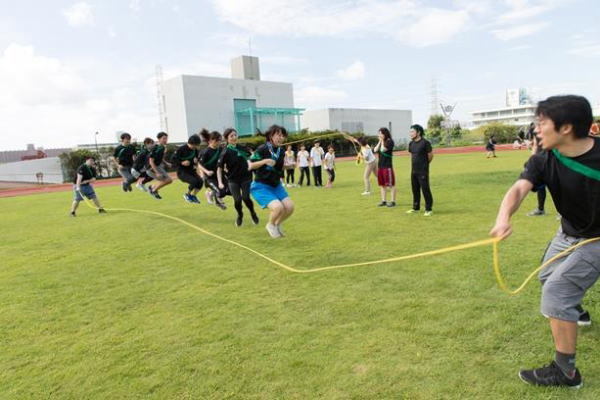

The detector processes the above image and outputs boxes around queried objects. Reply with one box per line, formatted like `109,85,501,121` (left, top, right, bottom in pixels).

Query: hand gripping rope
76,190,600,295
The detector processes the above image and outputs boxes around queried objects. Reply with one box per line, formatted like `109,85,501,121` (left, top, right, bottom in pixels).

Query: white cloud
396,9,470,47
568,43,600,58
107,27,117,38
295,86,348,109
0,44,157,149
492,21,548,40
336,61,365,80
498,0,564,22
130,0,141,12
212,0,469,47
62,2,95,27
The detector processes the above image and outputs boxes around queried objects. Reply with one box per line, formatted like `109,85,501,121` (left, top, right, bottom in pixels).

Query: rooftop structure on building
161,56,304,142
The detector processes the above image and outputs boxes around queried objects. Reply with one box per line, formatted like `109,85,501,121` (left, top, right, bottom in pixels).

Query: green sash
552,148,600,181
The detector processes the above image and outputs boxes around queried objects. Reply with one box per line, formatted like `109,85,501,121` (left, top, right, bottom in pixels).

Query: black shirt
149,144,166,166
218,144,252,183
378,138,394,169
519,137,600,238
408,138,432,174
250,143,285,187
199,146,222,173
113,144,136,167
133,148,149,171
173,144,198,172
74,163,96,184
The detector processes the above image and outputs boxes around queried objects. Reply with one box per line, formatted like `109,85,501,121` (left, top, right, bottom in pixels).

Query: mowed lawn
1,150,599,399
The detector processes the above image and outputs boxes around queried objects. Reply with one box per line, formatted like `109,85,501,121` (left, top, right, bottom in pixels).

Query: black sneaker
235,215,243,227
251,213,259,225
98,208,107,214
578,310,591,327
387,201,396,207
70,211,76,217
216,199,227,210
377,201,387,207
121,182,127,192
519,361,582,388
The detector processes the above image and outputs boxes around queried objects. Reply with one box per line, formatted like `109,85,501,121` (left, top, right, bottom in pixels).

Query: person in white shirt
310,141,325,187
324,145,336,188
283,144,296,187
296,144,311,186
349,136,378,195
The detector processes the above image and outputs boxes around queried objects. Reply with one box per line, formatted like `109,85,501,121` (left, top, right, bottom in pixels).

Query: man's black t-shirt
173,144,198,172
519,137,600,238
113,144,136,167
74,163,96,184
149,144,166,166
408,138,432,174
199,146,222,173
378,138,394,169
133,148,149,171
218,144,252,183
250,143,285,187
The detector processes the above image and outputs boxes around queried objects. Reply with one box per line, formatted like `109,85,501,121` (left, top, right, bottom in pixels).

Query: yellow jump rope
77,132,600,295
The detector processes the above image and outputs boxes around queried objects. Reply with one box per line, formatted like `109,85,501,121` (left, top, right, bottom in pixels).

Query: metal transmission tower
155,65,168,132
430,78,440,116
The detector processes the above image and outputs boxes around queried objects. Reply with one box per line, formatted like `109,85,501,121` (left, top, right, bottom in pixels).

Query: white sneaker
276,224,285,237
136,183,147,192
266,223,282,238
205,190,214,205
361,191,371,195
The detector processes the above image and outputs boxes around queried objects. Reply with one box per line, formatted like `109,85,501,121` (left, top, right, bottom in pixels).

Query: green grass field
1,151,599,399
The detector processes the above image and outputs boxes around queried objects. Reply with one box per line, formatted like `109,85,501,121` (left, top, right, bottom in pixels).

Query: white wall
0,157,64,183
302,108,413,143
300,109,331,132
163,75,295,141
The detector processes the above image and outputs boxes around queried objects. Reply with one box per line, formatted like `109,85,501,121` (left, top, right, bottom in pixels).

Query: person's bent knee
541,282,581,322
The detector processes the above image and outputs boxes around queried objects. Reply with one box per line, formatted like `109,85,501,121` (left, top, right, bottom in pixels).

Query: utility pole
155,65,167,132
94,131,99,154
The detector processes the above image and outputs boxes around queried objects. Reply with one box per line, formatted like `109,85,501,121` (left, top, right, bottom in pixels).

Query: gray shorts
73,184,96,201
146,164,170,181
539,228,600,321
118,166,135,183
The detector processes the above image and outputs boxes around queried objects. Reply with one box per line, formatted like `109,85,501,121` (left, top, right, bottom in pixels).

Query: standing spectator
297,144,311,186
310,141,325,187
406,124,434,216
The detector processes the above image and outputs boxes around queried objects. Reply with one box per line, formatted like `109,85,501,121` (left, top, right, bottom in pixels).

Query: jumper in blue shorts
250,181,288,208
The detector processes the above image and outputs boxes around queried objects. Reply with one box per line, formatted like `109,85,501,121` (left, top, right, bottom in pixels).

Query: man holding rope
490,95,600,389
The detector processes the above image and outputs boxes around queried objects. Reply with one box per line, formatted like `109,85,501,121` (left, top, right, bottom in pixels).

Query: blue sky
1,0,599,150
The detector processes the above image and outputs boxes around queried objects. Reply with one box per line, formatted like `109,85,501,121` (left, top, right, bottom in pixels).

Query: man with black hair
491,95,600,389
70,156,106,216
527,133,547,216
131,137,155,192
113,132,137,192
406,124,434,216
147,132,172,199
173,134,203,204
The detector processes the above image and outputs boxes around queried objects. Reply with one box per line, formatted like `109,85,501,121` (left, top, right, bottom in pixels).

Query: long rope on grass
76,192,600,295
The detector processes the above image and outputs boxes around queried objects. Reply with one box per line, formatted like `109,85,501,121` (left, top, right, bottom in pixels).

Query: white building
301,108,413,143
471,88,536,128
161,56,304,142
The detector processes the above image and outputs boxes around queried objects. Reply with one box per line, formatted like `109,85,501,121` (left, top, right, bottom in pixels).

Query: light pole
94,131,99,154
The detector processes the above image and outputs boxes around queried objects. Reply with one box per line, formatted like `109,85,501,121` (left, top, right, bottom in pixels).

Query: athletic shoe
578,310,592,327
148,186,156,197
386,201,396,207
251,213,259,225
377,201,387,207
518,361,582,388
126,183,133,192
424,210,433,217
527,208,546,216
235,215,243,227
216,199,227,210
266,223,282,238
136,183,147,192
183,193,194,203
361,191,371,195
205,191,214,204
190,195,201,204
149,187,161,200
70,211,76,217
406,209,418,214
277,224,285,237
98,208,107,214
121,182,127,192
